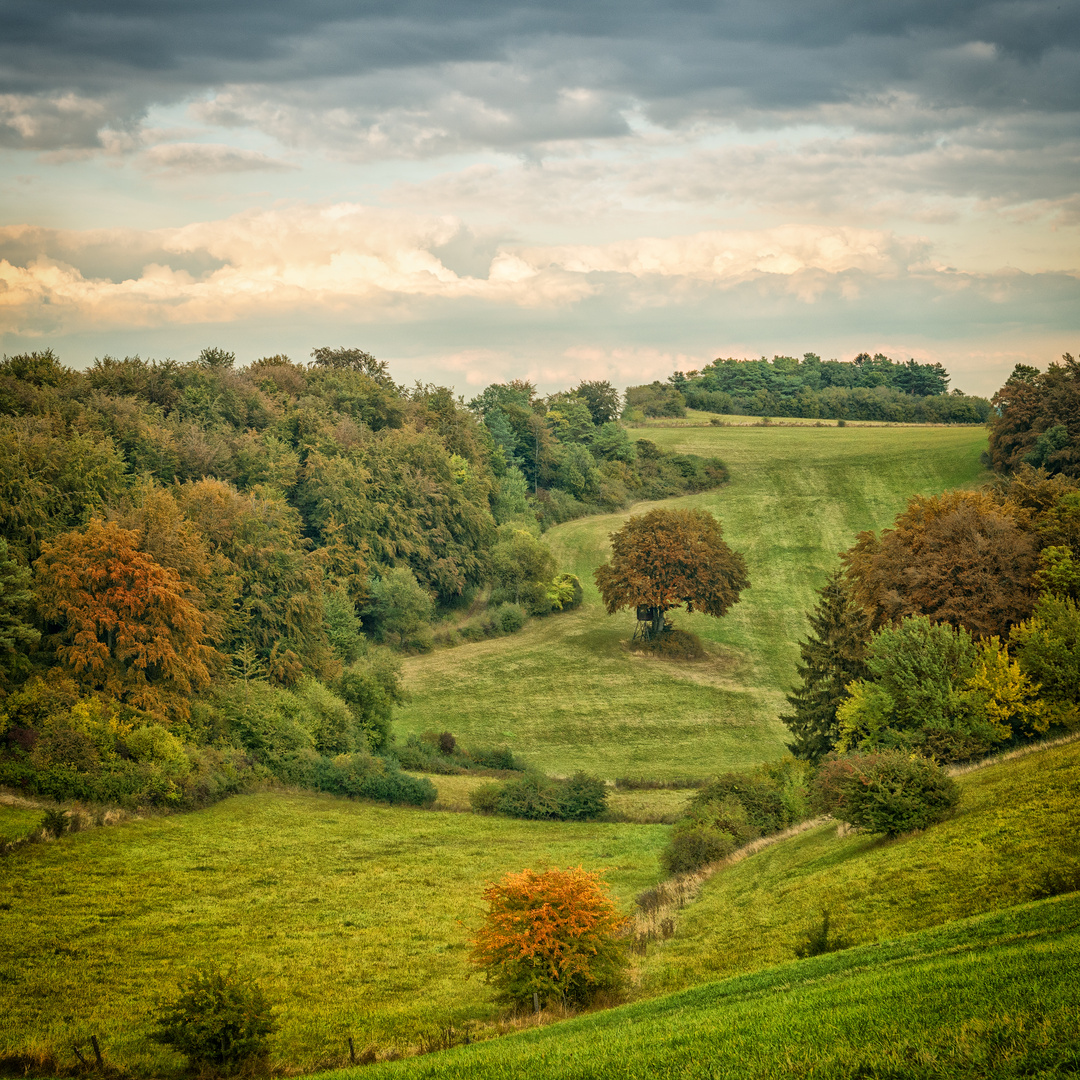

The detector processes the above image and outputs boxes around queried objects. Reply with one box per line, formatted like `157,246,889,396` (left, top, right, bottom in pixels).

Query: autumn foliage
594,508,748,633
469,867,629,1007
34,519,219,720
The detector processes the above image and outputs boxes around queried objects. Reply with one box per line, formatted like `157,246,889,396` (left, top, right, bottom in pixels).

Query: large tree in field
34,520,219,720
594,508,748,637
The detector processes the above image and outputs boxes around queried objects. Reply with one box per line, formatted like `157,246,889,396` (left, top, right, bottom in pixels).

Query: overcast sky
1,0,1077,396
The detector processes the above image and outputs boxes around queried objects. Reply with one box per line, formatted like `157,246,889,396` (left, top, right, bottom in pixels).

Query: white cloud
140,142,299,175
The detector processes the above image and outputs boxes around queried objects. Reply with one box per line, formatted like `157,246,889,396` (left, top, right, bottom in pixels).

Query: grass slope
0,794,664,1074
641,737,1080,993
345,893,1080,1079
397,425,989,778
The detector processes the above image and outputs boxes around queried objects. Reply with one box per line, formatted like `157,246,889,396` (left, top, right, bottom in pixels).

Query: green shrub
494,602,527,634
815,751,961,838
467,745,525,771
152,965,275,1075
468,783,502,814
40,807,69,839
660,824,737,875
357,766,436,807
558,772,609,820
496,774,565,820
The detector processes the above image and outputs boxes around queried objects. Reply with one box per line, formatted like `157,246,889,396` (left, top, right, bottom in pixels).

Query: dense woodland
624,352,992,423
0,346,726,809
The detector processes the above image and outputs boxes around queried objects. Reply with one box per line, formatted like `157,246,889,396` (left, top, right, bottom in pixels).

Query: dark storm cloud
1,0,1078,152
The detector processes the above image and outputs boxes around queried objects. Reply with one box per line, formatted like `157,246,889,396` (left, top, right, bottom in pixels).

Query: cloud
140,142,298,174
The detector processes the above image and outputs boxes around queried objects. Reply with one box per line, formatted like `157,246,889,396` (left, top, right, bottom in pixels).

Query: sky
1,0,1077,398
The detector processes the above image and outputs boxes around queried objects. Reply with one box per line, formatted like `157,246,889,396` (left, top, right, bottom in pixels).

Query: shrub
468,745,525,772
357,766,436,807
470,867,629,1007
152,965,275,1075
494,602,527,633
468,783,502,814
438,731,456,755
660,823,736,875
558,773,609,820
815,751,961,838
496,774,565,820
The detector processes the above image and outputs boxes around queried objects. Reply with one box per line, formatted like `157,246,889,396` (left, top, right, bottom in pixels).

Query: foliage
660,823,736,875
0,537,39,681
783,570,870,762
841,489,1038,637
814,751,960,837
490,528,556,613
152,965,275,1074
34,520,219,720
989,354,1080,477
595,508,749,635
355,765,437,807
469,867,629,1006
1009,593,1080,729
364,567,435,646
481,772,609,821
493,602,526,633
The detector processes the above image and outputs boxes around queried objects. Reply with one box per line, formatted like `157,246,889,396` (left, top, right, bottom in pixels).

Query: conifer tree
783,570,870,762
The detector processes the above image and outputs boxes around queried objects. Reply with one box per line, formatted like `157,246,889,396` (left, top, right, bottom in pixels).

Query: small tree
470,867,629,1007
152,965,275,1075
594,509,748,638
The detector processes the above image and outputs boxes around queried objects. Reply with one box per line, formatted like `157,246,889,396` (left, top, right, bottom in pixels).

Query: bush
469,867,629,1007
815,751,961,838
356,766,437,807
468,782,502,814
467,745,525,771
558,772,609,820
152,965,275,1075
493,602,527,634
660,823,737,875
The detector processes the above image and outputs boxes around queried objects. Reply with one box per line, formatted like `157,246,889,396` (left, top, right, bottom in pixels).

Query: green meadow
396,424,990,779
2,735,1075,1075
343,893,1080,1080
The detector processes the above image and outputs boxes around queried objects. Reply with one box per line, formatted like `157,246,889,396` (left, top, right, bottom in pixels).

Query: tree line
623,352,991,423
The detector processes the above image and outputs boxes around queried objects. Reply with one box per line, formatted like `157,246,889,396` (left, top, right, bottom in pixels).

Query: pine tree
783,570,870,762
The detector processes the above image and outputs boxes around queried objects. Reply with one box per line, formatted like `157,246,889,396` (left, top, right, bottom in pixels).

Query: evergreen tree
783,570,870,762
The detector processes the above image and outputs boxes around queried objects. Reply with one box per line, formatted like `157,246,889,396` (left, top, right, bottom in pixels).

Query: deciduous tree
594,508,748,637
470,867,628,1007
34,520,219,720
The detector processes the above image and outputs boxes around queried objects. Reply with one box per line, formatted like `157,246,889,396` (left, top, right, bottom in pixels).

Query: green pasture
346,893,1080,1079
398,424,990,778
642,738,1080,993
0,792,665,1075
0,803,43,843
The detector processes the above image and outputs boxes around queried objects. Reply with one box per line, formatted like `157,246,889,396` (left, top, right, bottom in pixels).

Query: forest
0,346,727,810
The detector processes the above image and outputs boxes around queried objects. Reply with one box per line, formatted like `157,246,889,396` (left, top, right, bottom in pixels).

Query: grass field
0,793,666,1075
3,737,1074,1076
397,424,990,779
341,893,1080,1079
641,737,1080,993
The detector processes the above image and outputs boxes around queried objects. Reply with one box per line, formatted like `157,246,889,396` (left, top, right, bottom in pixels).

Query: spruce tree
783,570,870,762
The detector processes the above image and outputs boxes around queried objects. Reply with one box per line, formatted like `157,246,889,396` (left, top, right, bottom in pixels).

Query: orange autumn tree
34,519,219,721
469,867,629,1007
595,508,749,638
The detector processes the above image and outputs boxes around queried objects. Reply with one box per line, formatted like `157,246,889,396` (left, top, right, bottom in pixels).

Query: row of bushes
392,731,526,775
469,772,609,821
661,751,961,875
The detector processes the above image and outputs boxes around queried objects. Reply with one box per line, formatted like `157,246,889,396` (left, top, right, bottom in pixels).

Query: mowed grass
641,738,1080,994
0,793,666,1074
337,893,1080,1080
0,803,44,842
398,425,990,779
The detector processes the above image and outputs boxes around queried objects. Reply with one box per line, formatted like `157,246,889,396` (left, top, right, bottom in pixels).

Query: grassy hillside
0,794,664,1075
3,735,1074,1076
344,893,1080,1079
640,737,1080,993
396,424,990,778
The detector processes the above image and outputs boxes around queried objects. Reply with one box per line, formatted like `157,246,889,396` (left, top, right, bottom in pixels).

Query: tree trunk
651,608,666,638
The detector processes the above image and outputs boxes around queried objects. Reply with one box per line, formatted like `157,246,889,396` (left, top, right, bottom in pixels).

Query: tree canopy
594,508,748,635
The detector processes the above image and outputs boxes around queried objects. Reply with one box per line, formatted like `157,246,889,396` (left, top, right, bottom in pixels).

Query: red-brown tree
34,519,219,720
594,508,749,637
